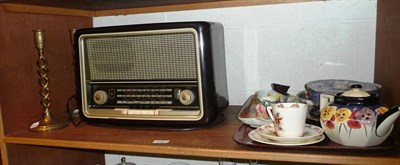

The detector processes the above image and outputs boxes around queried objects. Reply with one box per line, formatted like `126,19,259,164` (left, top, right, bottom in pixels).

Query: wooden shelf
2,106,400,165
1,0,400,164
0,0,319,17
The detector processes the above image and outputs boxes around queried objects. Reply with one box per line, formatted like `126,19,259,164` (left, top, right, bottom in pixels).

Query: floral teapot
319,84,400,147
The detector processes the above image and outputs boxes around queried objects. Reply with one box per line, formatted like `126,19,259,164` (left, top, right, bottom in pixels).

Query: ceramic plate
256,124,324,143
238,117,273,128
248,130,325,146
237,95,273,127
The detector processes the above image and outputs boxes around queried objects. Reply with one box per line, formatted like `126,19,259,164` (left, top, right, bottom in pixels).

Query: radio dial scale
90,84,199,110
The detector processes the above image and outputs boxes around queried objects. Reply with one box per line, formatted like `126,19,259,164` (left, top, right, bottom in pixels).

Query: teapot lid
335,84,380,106
341,84,370,97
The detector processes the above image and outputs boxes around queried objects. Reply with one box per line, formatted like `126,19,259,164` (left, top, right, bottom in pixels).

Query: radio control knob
93,90,108,105
179,89,195,105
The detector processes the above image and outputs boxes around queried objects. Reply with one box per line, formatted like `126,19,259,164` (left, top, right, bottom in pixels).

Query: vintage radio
74,21,229,127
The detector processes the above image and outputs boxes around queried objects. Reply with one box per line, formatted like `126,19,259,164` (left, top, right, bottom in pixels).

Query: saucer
248,130,325,146
256,124,324,143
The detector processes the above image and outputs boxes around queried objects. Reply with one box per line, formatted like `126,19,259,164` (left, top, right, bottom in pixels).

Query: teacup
266,103,308,137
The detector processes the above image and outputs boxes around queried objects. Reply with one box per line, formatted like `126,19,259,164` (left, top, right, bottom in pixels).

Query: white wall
96,0,377,164
94,0,377,106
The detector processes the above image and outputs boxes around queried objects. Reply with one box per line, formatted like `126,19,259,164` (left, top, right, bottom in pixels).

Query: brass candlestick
70,29,76,47
67,29,82,126
69,29,76,69
29,29,68,132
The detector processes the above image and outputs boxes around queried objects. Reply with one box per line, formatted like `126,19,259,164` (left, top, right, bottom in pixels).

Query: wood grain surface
1,0,319,16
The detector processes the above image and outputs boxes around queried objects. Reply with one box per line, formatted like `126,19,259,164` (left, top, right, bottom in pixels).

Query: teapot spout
376,105,400,137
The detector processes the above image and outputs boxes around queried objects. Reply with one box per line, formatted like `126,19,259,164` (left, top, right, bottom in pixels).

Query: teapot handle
320,94,335,111
376,105,400,137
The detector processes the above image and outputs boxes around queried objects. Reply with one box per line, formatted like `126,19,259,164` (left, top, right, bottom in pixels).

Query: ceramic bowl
297,90,319,121
256,89,277,104
305,79,381,104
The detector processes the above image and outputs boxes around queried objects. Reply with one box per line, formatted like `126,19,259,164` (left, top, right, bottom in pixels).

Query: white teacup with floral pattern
266,103,308,137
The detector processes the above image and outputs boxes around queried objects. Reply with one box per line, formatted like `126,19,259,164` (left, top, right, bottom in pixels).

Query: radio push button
114,108,129,114
93,90,108,105
179,89,195,105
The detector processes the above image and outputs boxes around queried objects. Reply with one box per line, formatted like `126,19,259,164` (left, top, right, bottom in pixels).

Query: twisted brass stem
37,49,51,112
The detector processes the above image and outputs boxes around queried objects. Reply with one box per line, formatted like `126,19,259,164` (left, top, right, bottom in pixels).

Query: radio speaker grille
84,32,198,81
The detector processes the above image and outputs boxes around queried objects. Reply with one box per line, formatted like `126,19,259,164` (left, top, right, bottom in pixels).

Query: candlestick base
29,111,68,132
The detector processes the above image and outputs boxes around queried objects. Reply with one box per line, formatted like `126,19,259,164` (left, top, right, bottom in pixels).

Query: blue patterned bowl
305,79,381,104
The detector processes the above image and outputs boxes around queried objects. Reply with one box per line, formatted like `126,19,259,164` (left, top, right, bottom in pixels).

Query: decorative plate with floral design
237,95,273,127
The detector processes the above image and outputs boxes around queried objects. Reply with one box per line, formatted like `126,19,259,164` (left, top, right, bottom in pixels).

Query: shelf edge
0,3,94,17
3,136,400,164
1,0,320,17
94,0,320,16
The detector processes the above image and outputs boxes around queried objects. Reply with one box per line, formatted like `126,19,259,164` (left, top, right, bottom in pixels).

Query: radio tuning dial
93,90,108,105
179,89,195,105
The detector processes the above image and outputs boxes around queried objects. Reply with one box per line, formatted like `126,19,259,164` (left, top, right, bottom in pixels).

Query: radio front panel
78,28,205,121
74,22,229,126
